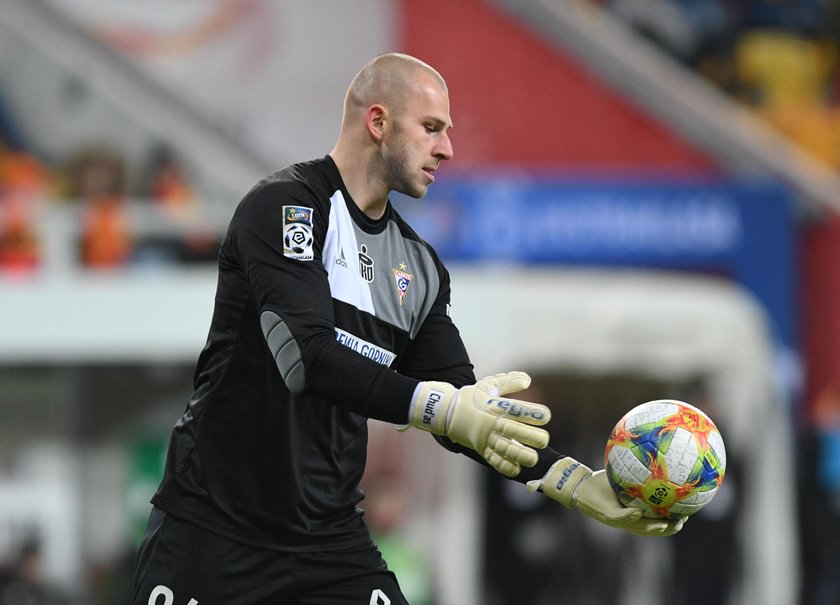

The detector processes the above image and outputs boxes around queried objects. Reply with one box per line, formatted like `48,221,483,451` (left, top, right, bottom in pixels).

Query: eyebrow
424,116,453,129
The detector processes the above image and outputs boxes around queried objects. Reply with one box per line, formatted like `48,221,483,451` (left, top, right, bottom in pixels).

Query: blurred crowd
0,537,61,605
0,99,216,279
605,0,840,169
800,385,840,605
6,0,840,280
5,1,840,279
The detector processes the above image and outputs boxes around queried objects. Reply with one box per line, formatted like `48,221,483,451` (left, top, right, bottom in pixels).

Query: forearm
306,337,419,423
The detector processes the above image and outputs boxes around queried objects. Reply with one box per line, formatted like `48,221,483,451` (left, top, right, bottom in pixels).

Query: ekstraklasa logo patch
282,205,314,261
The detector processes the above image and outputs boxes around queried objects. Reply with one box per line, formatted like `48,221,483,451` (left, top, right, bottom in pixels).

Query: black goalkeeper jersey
151,156,477,551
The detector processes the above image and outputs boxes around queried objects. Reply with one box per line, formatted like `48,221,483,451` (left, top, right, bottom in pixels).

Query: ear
365,104,387,142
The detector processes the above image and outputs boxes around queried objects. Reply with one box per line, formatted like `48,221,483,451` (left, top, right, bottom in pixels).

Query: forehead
402,73,451,124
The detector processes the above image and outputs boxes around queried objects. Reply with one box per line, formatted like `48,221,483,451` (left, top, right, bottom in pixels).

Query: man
132,53,683,605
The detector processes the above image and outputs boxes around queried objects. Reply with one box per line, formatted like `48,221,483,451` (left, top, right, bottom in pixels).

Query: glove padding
408,372,550,477
527,457,686,537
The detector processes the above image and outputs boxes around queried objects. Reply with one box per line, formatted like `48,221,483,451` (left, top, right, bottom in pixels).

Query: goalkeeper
132,53,683,605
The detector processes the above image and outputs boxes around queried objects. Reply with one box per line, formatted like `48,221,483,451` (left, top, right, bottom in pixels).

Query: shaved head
343,53,447,118
330,53,453,215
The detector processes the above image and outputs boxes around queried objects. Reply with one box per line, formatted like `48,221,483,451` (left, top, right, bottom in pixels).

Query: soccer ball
284,224,313,254
605,399,726,520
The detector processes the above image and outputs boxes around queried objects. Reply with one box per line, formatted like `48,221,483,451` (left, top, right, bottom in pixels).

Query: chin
397,184,427,199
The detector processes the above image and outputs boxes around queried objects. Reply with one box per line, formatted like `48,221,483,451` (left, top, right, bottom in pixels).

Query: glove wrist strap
534,457,593,508
408,382,455,435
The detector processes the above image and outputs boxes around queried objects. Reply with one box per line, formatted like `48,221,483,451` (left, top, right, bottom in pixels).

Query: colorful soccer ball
605,399,726,520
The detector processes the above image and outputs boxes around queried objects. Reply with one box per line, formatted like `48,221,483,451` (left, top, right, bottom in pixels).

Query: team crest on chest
359,244,375,282
392,262,413,306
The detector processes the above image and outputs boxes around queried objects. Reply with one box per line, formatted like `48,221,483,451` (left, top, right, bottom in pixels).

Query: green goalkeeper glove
407,371,551,477
526,457,686,536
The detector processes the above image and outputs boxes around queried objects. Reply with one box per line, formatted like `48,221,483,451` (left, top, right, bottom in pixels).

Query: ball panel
607,445,651,484
666,427,700,485
708,430,727,471
626,497,656,518
676,486,718,506
624,401,680,431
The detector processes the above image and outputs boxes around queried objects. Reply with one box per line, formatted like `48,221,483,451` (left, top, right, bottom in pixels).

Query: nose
434,132,454,161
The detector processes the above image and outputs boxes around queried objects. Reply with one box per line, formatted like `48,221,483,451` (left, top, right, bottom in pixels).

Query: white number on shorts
148,584,198,605
370,588,391,605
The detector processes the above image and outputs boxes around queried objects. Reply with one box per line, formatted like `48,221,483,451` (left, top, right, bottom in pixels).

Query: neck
329,146,389,220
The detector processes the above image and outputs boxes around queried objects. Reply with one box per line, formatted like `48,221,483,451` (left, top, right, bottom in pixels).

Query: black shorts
132,508,409,605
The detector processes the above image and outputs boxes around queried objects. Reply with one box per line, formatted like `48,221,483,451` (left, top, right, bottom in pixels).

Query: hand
408,372,551,477
526,457,686,536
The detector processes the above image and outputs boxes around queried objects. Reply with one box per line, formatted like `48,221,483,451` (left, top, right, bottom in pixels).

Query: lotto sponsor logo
284,206,312,223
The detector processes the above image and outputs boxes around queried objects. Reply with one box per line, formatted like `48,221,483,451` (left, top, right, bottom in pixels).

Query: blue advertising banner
393,176,797,347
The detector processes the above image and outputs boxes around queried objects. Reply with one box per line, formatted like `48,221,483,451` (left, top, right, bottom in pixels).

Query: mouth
422,166,437,183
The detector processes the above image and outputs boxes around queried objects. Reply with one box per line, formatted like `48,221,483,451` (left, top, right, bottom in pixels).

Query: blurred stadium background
1,0,839,603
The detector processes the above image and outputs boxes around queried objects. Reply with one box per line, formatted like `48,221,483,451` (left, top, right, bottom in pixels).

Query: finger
625,517,680,537
604,505,642,524
646,515,687,537
483,449,521,477
487,433,539,467
480,371,531,396
578,499,642,525
486,398,551,426
496,418,550,448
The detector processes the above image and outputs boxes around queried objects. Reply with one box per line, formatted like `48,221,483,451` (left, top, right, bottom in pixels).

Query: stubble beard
382,127,427,199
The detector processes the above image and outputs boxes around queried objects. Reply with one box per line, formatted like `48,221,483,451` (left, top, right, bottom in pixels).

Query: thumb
480,371,532,396
579,499,642,526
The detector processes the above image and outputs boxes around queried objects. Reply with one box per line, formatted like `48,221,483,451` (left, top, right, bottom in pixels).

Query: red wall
399,0,716,172
802,216,840,411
